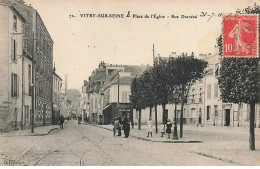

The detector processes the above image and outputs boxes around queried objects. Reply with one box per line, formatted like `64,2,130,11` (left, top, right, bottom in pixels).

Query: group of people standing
113,115,131,138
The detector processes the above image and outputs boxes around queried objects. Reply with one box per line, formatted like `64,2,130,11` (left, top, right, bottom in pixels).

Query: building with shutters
82,61,150,124
10,0,54,126
0,0,54,129
0,4,26,131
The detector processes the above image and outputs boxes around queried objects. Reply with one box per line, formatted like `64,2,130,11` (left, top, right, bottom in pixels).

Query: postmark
222,14,258,57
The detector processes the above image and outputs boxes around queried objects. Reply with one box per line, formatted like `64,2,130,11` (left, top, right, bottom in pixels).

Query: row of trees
217,4,260,151
131,3,259,151
130,53,208,137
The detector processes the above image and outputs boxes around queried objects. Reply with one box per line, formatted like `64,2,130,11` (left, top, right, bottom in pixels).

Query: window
207,84,211,99
13,15,17,31
207,106,211,120
11,73,19,97
28,64,32,95
95,98,98,109
122,91,128,103
11,39,17,61
214,83,218,98
214,105,218,116
191,108,196,118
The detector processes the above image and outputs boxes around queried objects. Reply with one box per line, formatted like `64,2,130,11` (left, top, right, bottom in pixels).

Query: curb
189,151,243,166
30,127,59,136
93,125,203,143
0,127,59,137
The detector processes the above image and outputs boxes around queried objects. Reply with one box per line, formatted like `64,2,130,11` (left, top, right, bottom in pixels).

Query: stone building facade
0,4,26,131
1,0,54,128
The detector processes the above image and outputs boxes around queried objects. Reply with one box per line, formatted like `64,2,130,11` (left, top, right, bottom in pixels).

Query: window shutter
14,74,17,97
11,73,14,97
14,40,17,60
17,75,19,97
11,38,14,60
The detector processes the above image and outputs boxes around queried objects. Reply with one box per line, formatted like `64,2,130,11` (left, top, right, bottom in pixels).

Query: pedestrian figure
166,119,172,139
197,115,202,127
117,116,122,136
160,123,165,137
123,115,131,138
147,117,153,137
59,115,65,130
131,120,134,129
113,117,119,137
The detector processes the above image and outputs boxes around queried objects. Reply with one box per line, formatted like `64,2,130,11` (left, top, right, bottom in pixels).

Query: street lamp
172,88,179,140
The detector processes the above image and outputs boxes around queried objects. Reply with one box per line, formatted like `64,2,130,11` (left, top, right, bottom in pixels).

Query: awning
102,104,112,111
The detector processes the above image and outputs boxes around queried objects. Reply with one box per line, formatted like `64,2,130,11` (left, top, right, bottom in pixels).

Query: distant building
133,53,260,128
10,0,54,126
186,53,260,127
0,4,26,131
52,65,62,124
101,72,134,124
82,61,150,124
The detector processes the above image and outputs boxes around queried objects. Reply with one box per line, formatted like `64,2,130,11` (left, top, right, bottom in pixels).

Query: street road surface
10,121,234,166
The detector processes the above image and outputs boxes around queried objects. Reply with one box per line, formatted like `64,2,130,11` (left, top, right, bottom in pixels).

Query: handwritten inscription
69,11,235,21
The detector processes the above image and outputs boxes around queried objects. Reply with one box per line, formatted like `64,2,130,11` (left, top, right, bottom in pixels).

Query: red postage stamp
222,14,258,57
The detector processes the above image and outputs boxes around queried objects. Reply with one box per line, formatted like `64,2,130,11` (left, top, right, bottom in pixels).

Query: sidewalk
94,124,260,165
0,124,59,165
0,125,59,137
94,124,203,143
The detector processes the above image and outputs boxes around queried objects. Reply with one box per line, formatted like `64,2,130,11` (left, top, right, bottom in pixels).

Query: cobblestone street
0,120,259,166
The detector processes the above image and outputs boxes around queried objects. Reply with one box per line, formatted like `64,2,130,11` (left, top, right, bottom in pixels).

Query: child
147,117,153,137
160,123,165,137
166,119,172,139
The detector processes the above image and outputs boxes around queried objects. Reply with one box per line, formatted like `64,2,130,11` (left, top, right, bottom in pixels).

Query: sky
23,0,259,91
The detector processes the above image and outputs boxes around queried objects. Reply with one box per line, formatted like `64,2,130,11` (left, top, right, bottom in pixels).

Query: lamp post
172,89,179,140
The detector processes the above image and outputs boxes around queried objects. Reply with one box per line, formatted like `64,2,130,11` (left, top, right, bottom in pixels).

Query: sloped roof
100,70,119,92
90,68,106,82
111,76,134,85
124,65,151,76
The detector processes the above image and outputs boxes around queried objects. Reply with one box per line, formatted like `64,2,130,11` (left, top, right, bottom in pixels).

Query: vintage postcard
0,0,259,166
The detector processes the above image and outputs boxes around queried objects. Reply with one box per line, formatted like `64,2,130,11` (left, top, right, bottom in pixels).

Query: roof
99,70,118,92
111,76,134,85
53,71,63,81
90,68,106,82
124,65,151,76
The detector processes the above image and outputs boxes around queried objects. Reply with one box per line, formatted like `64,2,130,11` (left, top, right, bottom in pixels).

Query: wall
0,6,24,131
109,84,131,103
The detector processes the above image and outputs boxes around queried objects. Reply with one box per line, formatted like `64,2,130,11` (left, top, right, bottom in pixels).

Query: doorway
225,109,230,126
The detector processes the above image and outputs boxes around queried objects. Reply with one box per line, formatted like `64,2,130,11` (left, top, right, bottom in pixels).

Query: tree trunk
155,104,158,133
237,103,241,127
180,102,184,138
138,109,141,130
150,106,152,118
162,104,166,131
249,102,255,150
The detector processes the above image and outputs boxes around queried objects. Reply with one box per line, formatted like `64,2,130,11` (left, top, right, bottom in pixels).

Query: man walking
59,114,65,129
123,115,131,138
117,116,122,136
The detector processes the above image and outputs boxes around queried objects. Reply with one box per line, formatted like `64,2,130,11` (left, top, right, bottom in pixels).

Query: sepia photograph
0,0,259,166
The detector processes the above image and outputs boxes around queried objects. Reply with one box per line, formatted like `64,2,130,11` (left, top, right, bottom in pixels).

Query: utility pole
65,74,67,96
152,43,155,66
152,43,158,133
31,33,35,133
117,72,120,117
